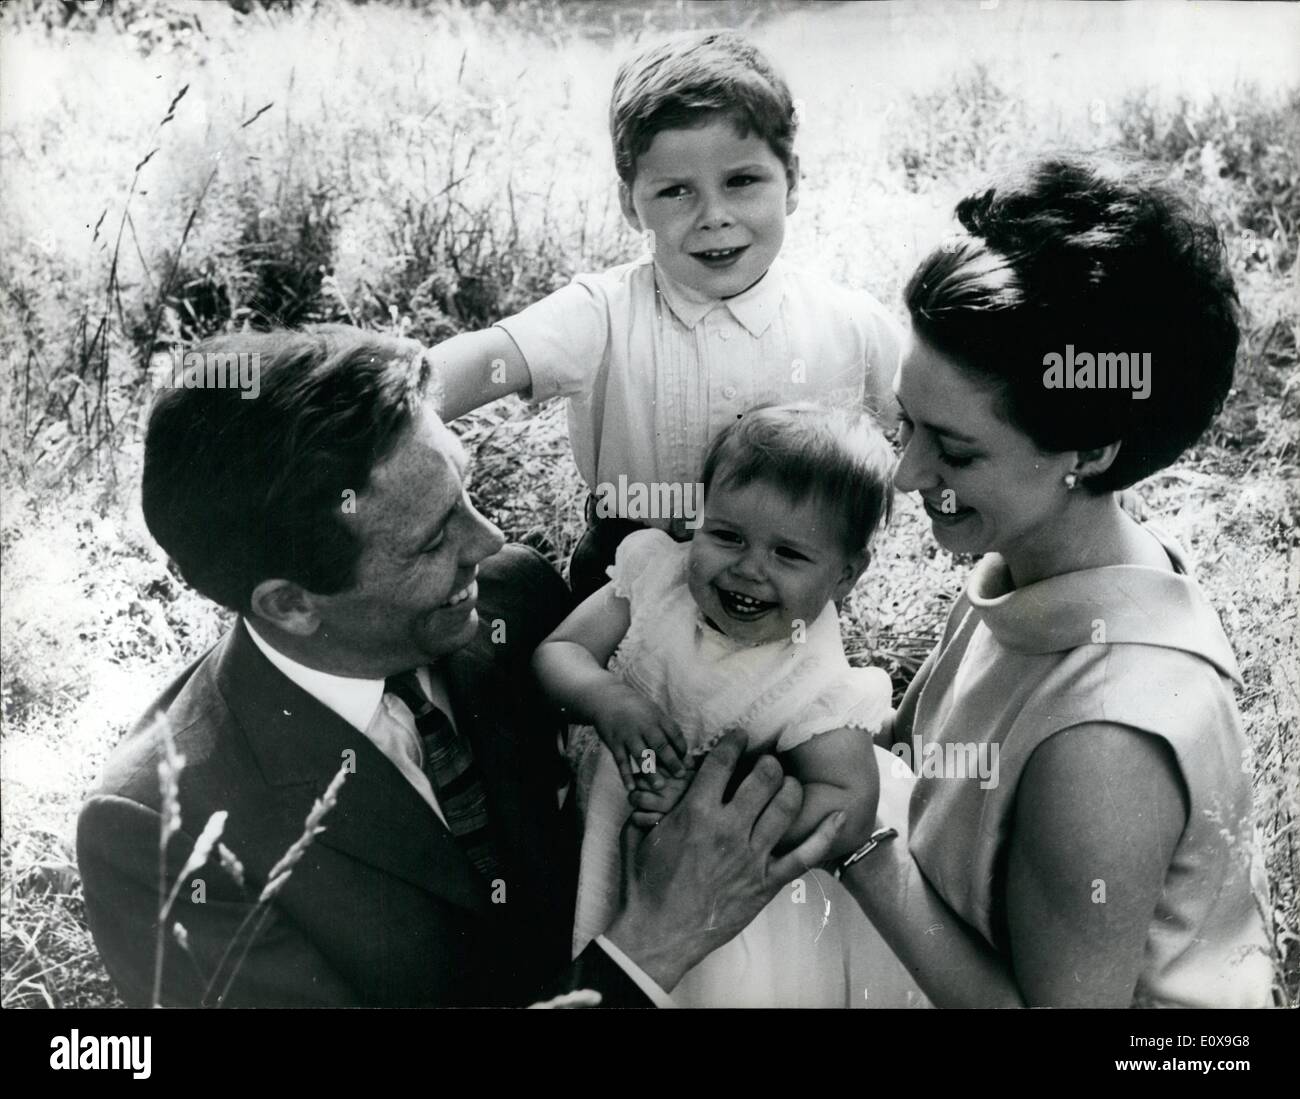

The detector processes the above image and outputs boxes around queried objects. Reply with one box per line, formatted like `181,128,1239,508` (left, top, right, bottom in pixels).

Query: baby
534,403,907,1007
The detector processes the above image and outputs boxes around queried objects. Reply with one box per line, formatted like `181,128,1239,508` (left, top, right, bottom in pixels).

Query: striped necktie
383,672,502,882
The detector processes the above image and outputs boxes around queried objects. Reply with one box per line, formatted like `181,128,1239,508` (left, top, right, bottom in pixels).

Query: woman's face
893,333,1076,561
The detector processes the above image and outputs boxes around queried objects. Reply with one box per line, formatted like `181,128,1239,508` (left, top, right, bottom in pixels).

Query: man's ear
1070,442,1122,482
248,578,322,637
833,547,870,602
618,180,641,231
785,154,800,216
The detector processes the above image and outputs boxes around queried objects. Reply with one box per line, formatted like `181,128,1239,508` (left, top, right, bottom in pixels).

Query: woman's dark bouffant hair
904,156,1239,492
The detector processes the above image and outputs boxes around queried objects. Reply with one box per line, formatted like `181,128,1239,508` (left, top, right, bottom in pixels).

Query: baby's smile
713,584,778,621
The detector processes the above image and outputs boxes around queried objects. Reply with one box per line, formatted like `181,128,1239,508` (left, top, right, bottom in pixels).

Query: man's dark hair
610,30,798,185
904,155,1239,492
142,325,431,612
701,403,895,555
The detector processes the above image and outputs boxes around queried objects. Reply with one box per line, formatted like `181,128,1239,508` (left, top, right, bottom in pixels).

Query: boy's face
687,476,866,646
620,116,798,299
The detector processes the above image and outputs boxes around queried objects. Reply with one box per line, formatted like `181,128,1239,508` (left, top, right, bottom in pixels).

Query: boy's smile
620,116,798,300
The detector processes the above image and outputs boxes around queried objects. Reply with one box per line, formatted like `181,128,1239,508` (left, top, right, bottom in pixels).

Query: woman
840,156,1274,1007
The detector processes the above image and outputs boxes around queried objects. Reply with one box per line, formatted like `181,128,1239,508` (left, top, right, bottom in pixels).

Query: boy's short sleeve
494,274,612,402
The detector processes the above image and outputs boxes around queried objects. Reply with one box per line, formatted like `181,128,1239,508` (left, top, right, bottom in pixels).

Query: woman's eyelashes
938,450,977,469
895,412,976,468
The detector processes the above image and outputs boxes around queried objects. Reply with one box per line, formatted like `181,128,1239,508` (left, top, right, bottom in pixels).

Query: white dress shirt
498,255,902,518
241,619,673,1006
243,619,448,826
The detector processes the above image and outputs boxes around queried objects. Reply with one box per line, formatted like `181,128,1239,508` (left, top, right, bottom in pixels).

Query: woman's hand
592,685,689,790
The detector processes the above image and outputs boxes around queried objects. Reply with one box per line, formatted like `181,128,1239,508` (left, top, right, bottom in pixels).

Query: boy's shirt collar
651,258,786,339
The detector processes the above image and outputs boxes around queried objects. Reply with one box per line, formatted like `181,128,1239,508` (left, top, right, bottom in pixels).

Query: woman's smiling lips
922,496,976,526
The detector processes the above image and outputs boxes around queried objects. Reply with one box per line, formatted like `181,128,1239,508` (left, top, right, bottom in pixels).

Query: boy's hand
629,762,697,828
593,685,689,791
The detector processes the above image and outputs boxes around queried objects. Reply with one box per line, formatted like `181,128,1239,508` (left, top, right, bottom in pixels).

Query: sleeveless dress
570,529,926,1007
899,527,1274,1006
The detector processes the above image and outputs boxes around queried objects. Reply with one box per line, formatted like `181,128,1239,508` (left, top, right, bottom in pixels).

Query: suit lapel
216,622,489,915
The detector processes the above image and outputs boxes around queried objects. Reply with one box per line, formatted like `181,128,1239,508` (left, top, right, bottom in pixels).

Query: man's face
687,476,863,646
622,116,798,299
310,408,505,677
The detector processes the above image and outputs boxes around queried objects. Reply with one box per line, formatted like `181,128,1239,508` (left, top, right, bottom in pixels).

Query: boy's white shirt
496,254,902,520
241,618,674,1006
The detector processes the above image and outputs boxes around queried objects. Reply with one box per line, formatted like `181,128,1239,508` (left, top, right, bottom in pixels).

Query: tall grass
1,0,1295,1007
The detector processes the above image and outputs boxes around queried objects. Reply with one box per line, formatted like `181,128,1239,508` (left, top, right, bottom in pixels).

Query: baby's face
687,477,866,646
621,116,797,300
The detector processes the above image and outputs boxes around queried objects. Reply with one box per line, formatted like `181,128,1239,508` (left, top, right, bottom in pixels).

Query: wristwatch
833,826,898,880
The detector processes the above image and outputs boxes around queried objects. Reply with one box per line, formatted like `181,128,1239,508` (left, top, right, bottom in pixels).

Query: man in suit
77,326,842,1007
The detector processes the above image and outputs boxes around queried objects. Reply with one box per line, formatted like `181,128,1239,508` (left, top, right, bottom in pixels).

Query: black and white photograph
1,0,1296,1060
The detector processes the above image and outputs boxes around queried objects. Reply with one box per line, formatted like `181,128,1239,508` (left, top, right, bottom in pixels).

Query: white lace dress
570,529,925,1007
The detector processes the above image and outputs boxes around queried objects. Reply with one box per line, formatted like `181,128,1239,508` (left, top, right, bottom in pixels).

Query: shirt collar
243,618,385,734
652,258,786,338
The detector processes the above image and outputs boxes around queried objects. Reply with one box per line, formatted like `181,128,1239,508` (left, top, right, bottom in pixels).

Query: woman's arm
876,646,937,749
844,720,1187,1007
1005,722,1187,1006
840,764,1025,1008
780,728,880,860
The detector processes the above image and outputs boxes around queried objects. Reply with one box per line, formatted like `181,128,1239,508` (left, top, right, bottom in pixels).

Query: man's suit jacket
77,545,649,1007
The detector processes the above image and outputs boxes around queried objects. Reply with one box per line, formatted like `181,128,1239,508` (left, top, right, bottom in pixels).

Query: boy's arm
778,727,880,859
424,327,532,421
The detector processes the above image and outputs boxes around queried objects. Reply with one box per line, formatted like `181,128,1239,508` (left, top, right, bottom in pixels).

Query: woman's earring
1064,473,1079,491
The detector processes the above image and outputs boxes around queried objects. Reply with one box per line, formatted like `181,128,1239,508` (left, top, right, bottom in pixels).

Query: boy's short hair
701,403,895,555
610,30,797,184
143,325,430,613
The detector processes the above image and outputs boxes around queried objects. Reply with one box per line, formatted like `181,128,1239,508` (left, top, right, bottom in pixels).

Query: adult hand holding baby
602,730,846,993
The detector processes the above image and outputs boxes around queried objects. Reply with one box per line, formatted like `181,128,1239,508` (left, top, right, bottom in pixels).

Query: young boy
429,30,901,598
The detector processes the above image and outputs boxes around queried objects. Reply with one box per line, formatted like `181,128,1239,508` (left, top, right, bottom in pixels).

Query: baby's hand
628,763,696,829
593,685,689,791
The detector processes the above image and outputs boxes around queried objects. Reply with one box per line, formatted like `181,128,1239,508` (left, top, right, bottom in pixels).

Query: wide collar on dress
964,528,1242,685
652,258,786,338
